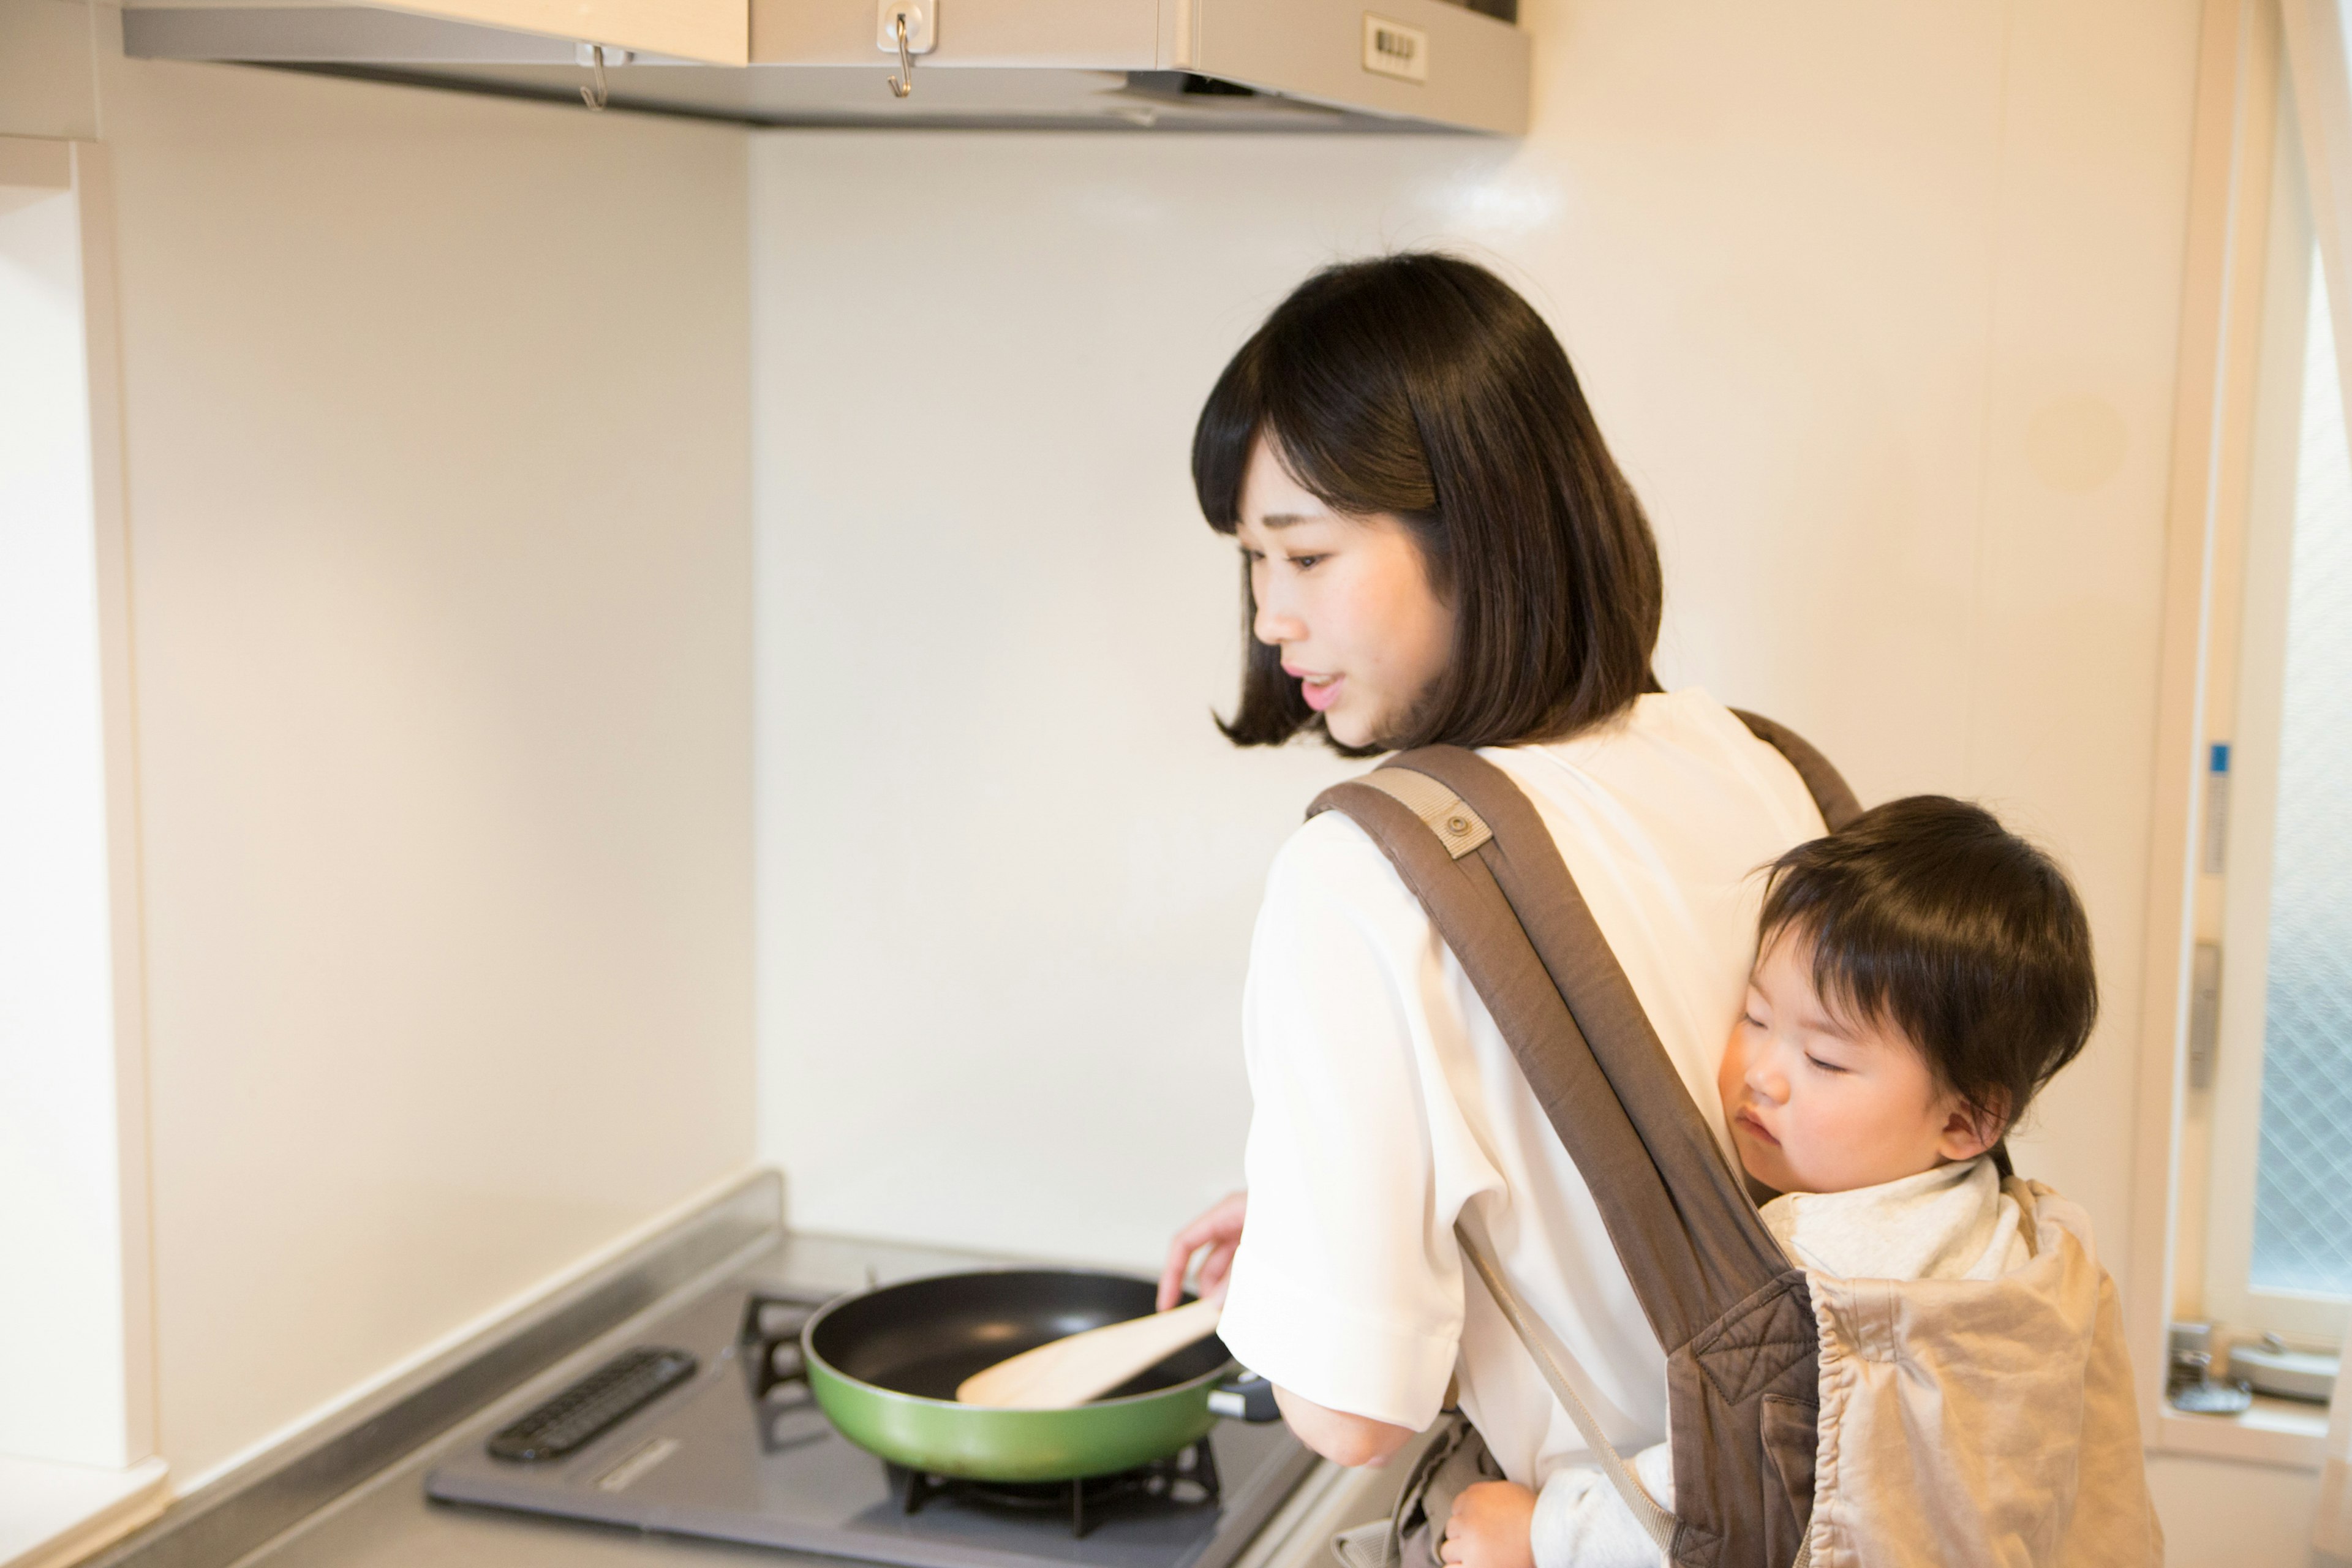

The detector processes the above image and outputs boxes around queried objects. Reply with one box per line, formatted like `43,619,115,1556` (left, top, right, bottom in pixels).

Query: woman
1154,255,1826,1545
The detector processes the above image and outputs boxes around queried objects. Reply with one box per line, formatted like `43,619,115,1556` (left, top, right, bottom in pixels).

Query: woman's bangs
1192,345,1278,533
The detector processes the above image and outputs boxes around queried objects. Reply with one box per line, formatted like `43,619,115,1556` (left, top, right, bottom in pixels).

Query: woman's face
1234,437,1455,750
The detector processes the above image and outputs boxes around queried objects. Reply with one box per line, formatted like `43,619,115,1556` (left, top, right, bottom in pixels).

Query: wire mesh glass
2249,253,2352,1299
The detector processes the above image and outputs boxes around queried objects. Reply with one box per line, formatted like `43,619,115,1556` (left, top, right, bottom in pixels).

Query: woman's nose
1252,589,1304,647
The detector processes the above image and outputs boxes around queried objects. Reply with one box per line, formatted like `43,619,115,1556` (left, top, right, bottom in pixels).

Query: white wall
752,0,2310,1553
0,2,760,1483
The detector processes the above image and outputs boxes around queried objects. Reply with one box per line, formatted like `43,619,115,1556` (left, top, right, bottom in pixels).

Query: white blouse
1215,690,1826,1488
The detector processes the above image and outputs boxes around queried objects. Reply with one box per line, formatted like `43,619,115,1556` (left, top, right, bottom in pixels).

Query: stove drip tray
896,1437,1222,1539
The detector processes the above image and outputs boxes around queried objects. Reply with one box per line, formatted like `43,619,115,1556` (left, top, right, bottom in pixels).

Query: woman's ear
1936,1095,2006,1163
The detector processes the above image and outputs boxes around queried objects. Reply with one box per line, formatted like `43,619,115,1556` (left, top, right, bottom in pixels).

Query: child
1438,794,2098,1568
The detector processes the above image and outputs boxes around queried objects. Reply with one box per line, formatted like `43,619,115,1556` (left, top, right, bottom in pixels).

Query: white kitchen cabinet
124,0,1528,134
745,0,1526,134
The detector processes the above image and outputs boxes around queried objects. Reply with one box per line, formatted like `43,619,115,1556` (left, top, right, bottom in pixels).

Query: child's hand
1439,1481,1537,1568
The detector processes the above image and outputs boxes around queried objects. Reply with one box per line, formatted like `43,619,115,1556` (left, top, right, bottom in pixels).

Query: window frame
2130,0,2352,1468
2196,183,2352,1346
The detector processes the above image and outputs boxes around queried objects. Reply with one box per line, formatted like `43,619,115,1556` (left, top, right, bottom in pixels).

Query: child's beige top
1532,1159,2160,1568
1759,1156,2030,1284
1532,1155,2030,1568
1803,1177,2162,1567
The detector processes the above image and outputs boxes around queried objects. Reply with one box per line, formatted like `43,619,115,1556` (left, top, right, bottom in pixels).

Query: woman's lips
1735,1109,1779,1147
1287,668,1344,714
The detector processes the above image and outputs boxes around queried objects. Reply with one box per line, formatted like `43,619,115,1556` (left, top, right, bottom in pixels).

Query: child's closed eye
1804,1054,1849,1075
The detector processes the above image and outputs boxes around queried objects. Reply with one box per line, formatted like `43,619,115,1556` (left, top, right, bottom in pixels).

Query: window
2135,0,2352,1468
2245,254,2352,1306
2198,214,2352,1347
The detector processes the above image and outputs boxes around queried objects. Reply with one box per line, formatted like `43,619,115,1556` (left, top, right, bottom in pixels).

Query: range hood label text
1362,15,1429,83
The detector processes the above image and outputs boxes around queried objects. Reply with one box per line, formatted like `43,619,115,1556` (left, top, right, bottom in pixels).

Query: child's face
1717,932,1996,1195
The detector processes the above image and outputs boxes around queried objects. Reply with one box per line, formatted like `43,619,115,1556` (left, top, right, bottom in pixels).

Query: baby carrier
1311,717,2160,1568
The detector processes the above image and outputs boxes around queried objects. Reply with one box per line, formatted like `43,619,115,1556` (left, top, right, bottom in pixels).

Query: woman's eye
1289,554,1324,571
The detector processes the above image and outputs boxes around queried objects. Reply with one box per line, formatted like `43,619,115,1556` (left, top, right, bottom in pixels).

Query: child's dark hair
1759,796,2097,1138
1191,252,1662,757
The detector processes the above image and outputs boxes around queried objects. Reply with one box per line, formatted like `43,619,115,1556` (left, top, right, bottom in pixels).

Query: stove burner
893,1438,1223,1539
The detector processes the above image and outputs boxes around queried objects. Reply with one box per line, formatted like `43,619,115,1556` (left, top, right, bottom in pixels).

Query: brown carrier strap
1727,709,1861,831
1306,714,1855,1568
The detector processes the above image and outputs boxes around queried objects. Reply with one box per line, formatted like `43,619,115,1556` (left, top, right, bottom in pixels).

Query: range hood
122,0,1530,134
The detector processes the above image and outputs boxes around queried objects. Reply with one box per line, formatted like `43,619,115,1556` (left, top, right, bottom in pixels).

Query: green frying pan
802,1268,1280,1482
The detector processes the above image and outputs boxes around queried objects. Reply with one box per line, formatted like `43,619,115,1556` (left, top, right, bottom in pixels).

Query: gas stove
425,1273,1319,1568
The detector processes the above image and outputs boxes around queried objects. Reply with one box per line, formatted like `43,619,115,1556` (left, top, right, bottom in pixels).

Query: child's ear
1936,1095,2005,1163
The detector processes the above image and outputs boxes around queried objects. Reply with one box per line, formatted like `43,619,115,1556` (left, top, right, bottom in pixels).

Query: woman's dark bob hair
1193,252,1662,756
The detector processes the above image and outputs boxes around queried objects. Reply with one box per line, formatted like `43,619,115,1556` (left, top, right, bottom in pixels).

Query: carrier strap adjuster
1359,768,1493,859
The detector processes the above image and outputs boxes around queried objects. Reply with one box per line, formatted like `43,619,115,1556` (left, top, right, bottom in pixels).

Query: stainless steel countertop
96,1179,1406,1568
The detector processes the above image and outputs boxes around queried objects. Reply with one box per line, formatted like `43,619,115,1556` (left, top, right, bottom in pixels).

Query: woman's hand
1439,1481,1538,1568
1156,1191,1248,1310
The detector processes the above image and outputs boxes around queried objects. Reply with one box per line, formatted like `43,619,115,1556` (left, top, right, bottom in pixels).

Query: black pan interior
807,1270,1232,1402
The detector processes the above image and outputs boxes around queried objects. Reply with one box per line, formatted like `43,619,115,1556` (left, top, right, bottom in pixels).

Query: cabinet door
376,0,747,65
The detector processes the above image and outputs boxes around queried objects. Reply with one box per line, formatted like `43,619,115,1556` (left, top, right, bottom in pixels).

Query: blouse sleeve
1213,810,1492,1432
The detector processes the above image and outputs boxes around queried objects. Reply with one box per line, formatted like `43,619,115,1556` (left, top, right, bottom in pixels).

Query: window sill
0,1455,169,1568
2155,1395,2331,1469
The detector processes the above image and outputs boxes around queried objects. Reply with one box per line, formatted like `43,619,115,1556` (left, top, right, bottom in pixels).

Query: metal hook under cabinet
580,42,609,111
878,1,936,100
887,15,913,97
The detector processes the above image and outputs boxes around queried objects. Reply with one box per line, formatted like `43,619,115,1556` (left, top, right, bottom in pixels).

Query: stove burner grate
894,1438,1222,1539
739,1291,833,1453
739,1291,821,1396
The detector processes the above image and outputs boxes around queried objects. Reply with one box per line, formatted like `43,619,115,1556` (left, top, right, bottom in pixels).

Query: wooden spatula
956,1295,1224,1409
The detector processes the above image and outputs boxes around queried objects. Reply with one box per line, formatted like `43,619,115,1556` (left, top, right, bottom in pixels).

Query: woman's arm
1272,1386,1417,1468
1159,1195,1415,1467
1199,817,1475,1452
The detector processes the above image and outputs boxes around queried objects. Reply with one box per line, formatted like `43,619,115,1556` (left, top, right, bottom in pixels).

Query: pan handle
1207,1370,1282,1423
